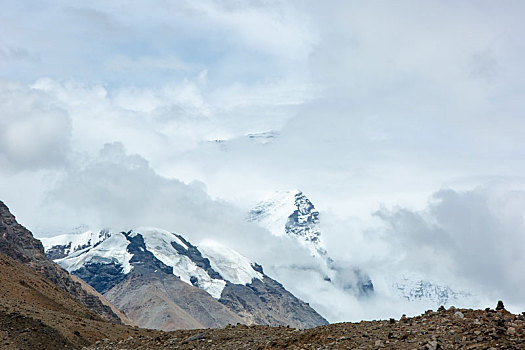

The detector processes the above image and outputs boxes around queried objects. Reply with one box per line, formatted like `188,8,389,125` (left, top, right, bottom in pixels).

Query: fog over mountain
1,1,525,320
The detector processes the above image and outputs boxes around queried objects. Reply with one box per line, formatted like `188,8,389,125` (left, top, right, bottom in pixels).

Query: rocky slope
84,304,525,349
104,269,243,330
42,227,328,330
0,252,156,350
0,200,127,324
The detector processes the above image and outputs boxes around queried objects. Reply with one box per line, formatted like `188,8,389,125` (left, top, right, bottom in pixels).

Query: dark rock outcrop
74,262,129,294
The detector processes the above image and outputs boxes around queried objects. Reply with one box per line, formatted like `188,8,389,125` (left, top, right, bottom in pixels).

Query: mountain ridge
42,227,328,330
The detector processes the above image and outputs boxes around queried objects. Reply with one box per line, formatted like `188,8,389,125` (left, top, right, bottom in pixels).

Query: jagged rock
74,262,129,294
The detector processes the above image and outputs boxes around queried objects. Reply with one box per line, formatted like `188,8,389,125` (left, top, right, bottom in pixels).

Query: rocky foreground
84,305,524,350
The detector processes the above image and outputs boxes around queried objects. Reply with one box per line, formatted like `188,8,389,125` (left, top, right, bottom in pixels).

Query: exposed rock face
74,262,129,294
0,251,158,350
0,200,124,324
249,190,324,255
285,192,322,248
42,227,328,330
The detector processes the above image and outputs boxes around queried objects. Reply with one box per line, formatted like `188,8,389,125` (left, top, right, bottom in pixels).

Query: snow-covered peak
249,190,324,257
385,272,475,308
40,229,111,256
131,227,188,250
43,226,270,300
54,232,133,274
198,240,263,285
248,190,302,237
130,227,226,299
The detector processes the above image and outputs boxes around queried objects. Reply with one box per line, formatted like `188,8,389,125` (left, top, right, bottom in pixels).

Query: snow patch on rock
55,232,133,274
134,227,188,250
199,240,263,285
131,228,226,299
40,229,110,255
249,190,300,237
388,272,475,308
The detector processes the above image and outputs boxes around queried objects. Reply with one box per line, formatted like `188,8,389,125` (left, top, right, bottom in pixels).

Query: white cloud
189,0,318,59
42,141,230,233
373,184,525,307
157,1,525,219
105,55,190,73
0,45,39,62
0,81,71,170
32,141,301,256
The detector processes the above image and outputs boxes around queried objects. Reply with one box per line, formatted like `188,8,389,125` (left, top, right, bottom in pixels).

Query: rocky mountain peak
285,191,322,248
249,190,324,253
248,191,374,299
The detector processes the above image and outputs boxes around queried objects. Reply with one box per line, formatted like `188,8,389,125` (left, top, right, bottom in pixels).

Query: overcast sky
1,0,525,319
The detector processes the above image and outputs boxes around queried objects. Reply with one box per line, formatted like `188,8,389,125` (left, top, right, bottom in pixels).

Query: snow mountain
249,190,476,315
389,272,475,309
41,227,328,330
248,190,374,298
249,190,324,257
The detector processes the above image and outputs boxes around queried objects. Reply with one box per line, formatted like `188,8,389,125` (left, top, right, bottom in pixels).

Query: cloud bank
375,185,525,305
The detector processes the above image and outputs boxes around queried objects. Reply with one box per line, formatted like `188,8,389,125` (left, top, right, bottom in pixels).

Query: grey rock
219,277,329,328
104,271,243,330
454,311,464,319
182,332,206,343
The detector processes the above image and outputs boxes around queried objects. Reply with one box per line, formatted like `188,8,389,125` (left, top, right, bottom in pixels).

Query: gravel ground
84,305,525,349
